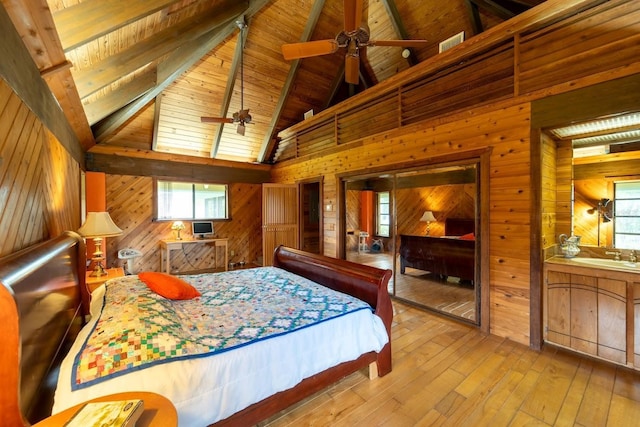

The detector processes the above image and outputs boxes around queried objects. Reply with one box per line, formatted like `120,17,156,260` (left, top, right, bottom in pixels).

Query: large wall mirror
534,73,640,254
342,161,481,324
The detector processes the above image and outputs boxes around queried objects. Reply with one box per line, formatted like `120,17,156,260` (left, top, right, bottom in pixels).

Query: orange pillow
138,272,201,300
459,233,475,240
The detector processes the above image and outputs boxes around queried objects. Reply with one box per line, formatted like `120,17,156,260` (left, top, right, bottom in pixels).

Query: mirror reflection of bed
345,164,479,324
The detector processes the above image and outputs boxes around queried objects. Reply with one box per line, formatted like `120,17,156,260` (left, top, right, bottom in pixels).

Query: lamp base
90,259,107,277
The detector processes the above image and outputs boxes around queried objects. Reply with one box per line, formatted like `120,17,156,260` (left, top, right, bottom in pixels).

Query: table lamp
78,212,123,277
171,221,185,240
419,210,437,235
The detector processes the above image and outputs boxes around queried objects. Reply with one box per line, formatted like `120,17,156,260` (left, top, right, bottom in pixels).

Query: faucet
605,250,621,261
629,250,637,263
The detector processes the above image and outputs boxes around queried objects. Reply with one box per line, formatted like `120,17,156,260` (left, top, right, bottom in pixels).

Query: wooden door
262,184,298,266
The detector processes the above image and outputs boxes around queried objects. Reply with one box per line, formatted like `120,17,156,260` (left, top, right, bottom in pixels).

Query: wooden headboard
444,218,475,236
0,232,86,426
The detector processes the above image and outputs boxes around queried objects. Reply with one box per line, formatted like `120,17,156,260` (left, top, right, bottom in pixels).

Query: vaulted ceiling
4,0,545,165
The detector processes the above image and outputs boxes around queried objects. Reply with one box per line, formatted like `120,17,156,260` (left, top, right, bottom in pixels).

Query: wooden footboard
0,232,86,426
214,246,393,426
273,245,393,375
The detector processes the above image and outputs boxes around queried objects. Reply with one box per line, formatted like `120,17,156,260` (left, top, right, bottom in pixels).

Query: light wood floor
347,251,476,322
263,301,640,426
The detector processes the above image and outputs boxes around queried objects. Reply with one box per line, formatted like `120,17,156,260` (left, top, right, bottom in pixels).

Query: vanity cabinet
544,259,639,368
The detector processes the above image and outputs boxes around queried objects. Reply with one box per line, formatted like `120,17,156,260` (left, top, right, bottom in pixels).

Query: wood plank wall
104,174,262,273
271,0,640,345
0,78,80,257
273,101,532,344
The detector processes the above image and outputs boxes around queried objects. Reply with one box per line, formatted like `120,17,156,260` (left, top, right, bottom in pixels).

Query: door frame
298,177,323,254
337,148,491,333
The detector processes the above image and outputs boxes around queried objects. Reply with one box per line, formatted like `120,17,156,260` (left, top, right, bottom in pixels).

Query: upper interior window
156,180,228,220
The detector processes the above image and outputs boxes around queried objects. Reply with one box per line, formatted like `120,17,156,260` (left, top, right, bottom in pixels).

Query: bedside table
86,267,125,293
33,391,177,426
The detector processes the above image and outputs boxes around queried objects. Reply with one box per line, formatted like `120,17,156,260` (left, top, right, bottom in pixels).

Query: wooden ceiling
3,0,545,165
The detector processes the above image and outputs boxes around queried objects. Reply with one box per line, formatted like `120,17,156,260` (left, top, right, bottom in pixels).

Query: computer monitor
192,221,213,239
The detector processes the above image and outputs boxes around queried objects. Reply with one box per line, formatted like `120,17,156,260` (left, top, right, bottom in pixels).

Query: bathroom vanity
544,256,640,368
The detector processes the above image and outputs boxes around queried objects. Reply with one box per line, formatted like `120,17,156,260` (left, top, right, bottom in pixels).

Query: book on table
65,399,144,427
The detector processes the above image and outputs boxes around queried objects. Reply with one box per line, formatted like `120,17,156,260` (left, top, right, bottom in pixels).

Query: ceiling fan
281,0,428,85
201,20,252,136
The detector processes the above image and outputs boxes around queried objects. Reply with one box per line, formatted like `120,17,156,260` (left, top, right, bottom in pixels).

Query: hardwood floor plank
575,362,616,427
264,302,640,427
520,349,580,424
554,358,594,426
607,394,640,425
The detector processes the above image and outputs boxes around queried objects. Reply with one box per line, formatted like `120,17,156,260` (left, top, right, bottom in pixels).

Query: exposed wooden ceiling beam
379,0,417,67
469,0,517,21
464,0,485,35
84,68,156,125
53,0,184,52
3,0,95,150
258,0,326,163
74,0,247,99
92,0,272,143
211,19,248,158
86,145,271,183
0,2,85,166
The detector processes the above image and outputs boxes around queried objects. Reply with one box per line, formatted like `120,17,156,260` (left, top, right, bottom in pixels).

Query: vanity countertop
545,255,640,275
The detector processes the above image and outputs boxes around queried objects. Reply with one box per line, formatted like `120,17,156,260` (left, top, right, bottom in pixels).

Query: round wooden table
34,391,178,427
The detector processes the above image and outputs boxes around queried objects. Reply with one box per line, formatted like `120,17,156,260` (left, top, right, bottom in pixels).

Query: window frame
376,191,390,237
154,179,230,221
613,180,640,250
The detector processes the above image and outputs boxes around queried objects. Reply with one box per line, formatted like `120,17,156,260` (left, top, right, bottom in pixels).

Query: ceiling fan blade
369,39,428,47
201,117,234,124
343,0,363,33
282,39,339,60
345,53,360,85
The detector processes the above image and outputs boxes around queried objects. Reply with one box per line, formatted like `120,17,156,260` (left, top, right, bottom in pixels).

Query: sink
570,257,638,269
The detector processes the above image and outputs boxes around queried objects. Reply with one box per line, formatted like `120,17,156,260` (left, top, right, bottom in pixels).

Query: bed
0,232,392,426
399,217,476,283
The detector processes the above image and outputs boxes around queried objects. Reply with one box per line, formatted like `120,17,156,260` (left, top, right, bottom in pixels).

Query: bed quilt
72,267,372,390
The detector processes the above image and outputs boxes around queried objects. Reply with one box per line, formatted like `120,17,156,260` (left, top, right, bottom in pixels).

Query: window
376,192,390,237
614,181,640,249
156,180,228,220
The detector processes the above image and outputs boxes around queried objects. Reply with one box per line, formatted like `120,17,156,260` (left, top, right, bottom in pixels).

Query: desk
34,391,177,427
160,238,228,274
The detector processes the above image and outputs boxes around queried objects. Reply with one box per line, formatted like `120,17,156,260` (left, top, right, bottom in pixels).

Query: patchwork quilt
72,267,373,390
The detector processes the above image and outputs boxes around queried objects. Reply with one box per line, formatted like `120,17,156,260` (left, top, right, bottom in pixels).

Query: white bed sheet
53,282,389,426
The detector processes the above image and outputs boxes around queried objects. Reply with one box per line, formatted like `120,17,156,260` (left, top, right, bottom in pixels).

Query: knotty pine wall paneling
540,132,558,253
273,100,532,344
104,174,262,273
0,79,81,257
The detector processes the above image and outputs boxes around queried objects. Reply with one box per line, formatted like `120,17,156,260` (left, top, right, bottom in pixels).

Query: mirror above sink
534,73,640,254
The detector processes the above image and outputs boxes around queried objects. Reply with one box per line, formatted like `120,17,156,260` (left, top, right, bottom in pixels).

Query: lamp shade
171,221,185,231
78,212,123,238
419,211,436,222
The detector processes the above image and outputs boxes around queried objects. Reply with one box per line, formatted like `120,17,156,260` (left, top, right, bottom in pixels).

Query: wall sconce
171,221,185,240
419,210,437,236
78,212,123,277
